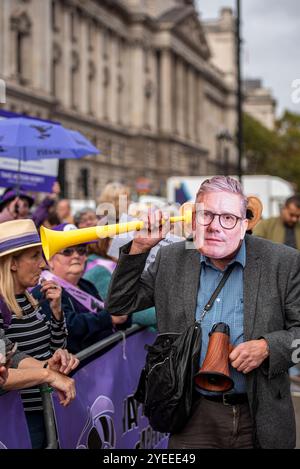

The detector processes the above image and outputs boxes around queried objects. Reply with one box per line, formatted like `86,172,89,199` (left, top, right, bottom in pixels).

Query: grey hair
196,176,248,218
74,207,96,227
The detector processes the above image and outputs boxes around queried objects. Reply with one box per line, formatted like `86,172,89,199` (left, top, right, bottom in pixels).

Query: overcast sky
196,0,300,116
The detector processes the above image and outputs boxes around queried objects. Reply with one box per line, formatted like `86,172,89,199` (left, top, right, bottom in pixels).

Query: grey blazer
106,234,300,449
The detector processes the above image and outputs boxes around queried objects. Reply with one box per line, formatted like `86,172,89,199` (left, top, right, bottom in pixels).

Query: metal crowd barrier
42,324,143,449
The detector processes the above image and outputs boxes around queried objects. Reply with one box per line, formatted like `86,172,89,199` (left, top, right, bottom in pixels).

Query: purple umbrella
0,117,100,191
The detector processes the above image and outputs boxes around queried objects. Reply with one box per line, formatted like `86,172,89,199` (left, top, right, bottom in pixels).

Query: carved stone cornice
5,83,56,107
63,0,130,24
128,12,157,31
174,12,210,60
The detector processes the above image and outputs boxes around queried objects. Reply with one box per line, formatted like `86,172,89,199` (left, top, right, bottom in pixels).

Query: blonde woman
97,181,131,223
0,219,79,449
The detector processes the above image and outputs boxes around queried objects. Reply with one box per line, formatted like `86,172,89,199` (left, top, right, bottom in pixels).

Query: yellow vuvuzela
40,211,193,260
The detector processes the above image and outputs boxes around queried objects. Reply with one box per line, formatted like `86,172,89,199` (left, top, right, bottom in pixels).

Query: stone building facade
0,0,238,199
243,79,276,131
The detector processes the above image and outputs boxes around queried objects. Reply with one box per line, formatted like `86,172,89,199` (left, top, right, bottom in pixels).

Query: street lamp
236,0,243,182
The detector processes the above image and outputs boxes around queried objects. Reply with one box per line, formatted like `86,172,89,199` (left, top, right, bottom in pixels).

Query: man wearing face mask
253,195,300,249
106,176,300,449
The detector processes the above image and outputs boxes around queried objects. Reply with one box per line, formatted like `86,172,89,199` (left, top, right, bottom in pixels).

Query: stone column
176,58,184,138
109,34,118,125
0,0,11,79
61,6,71,109
31,0,51,93
149,50,157,132
121,42,130,127
194,72,200,142
160,48,172,134
78,15,88,114
130,41,144,129
187,66,195,141
195,74,204,144
94,26,104,121
116,38,124,126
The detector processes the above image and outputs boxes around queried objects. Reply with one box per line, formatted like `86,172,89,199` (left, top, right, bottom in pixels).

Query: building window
88,21,95,52
71,50,80,109
51,0,59,32
11,12,32,84
103,29,110,59
144,48,150,73
88,60,96,115
79,168,89,198
16,31,23,76
70,10,79,42
103,66,110,120
117,37,123,67
52,43,62,97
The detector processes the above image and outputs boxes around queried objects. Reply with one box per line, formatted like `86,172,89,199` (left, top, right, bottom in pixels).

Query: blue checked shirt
195,240,246,394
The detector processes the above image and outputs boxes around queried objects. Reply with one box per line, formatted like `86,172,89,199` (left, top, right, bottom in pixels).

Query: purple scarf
40,271,104,313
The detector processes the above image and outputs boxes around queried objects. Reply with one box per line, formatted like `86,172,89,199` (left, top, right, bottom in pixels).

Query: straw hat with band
0,219,41,258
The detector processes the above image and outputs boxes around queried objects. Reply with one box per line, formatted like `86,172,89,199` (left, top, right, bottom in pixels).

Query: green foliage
243,111,300,191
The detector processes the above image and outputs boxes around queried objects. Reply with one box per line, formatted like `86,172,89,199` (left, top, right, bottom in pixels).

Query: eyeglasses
196,210,243,230
58,246,87,257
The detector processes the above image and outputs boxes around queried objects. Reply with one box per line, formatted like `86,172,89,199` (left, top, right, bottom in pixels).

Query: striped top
0,294,67,412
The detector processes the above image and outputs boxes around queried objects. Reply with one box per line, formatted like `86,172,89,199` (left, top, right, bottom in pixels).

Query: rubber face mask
194,192,248,259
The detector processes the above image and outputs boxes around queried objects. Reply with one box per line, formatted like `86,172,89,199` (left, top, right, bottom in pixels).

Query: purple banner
0,391,32,449
52,330,169,449
0,169,56,192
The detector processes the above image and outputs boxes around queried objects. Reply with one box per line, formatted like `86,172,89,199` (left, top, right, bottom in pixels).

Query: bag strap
199,263,235,322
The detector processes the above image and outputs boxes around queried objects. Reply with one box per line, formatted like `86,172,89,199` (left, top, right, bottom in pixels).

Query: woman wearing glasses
0,219,79,449
32,224,130,355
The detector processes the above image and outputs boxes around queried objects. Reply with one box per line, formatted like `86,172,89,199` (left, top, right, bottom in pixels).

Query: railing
42,325,143,449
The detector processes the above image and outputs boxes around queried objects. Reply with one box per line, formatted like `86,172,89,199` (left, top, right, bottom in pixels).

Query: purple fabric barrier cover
0,391,32,449
52,329,169,449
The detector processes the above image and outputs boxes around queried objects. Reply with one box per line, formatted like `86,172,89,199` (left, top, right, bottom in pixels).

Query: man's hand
47,349,79,375
130,210,170,255
229,339,269,374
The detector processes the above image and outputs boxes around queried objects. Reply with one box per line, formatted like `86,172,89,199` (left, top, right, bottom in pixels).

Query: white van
167,175,294,218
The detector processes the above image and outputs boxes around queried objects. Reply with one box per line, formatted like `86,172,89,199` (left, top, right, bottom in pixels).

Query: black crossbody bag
134,264,234,434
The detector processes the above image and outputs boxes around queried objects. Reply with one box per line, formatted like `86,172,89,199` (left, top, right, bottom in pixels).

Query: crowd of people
0,176,300,449
0,181,158,448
